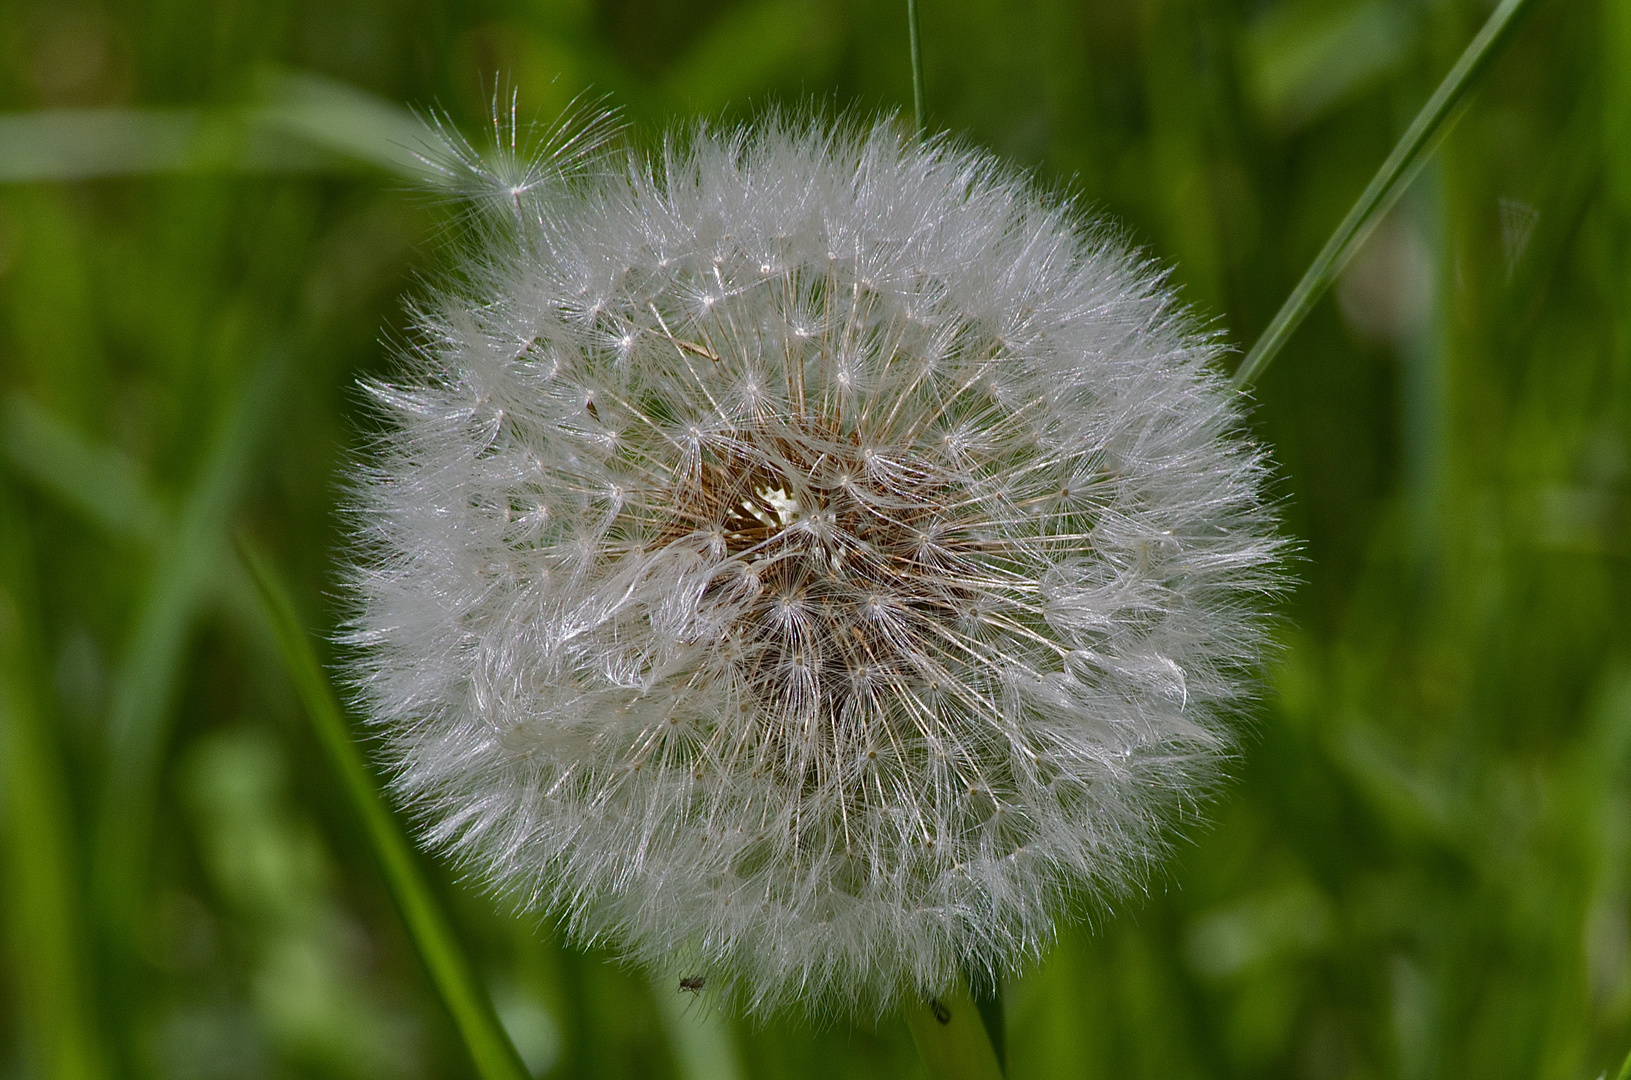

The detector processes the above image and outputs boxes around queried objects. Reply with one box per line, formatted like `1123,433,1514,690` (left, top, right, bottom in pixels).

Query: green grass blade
1231,0,1544,389
236,537,530,1080
0,106,345,181
905,979,1005,1080
2,394,167,545
0,108,205,182
93,344,286,946
907,0,927,135
0,72,433,184
1617,1046,1631,1080
0,487,112,1080
2,394,278,657
252,70,439,180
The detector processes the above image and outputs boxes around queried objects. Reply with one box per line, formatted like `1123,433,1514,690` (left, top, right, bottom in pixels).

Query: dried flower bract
346,112,1281,1018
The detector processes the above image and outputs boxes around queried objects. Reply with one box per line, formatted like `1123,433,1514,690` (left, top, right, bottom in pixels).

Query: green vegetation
1,0,1627,1077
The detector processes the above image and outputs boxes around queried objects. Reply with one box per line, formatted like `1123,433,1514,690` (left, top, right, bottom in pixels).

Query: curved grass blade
237,537,530,1080
3,395,167,546
93,343,286,950
1231,0,1545,389
253,69,439,178
0,71,436,184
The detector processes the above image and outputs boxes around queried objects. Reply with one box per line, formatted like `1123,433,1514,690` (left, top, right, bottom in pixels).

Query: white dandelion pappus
345,113,1281,1018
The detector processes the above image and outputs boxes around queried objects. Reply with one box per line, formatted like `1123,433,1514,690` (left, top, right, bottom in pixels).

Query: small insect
679,976,706,994
929,998,951,1025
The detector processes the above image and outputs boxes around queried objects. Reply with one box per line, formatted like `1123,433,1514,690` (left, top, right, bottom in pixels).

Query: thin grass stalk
237,537,530,1080
907,0,926,135
1231,0,1545,389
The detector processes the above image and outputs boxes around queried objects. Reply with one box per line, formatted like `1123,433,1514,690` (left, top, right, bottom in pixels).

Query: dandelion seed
345,112,1283,1019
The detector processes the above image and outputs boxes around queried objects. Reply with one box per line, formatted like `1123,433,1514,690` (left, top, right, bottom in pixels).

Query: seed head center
650,428,973,729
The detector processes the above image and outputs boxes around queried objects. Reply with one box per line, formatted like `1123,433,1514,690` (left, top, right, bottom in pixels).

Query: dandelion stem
906,979,1005,1080
907,0,927,136
969,976,1006,1072
237,537,530,1080
1231,0,1544,389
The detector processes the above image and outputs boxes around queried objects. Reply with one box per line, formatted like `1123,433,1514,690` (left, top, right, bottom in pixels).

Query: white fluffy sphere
345,115,1280,1017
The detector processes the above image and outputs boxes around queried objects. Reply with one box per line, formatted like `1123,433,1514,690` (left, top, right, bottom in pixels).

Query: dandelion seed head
346,112,1282,1018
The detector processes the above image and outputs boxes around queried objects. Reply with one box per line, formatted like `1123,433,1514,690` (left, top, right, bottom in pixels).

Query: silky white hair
344,112,1282,1018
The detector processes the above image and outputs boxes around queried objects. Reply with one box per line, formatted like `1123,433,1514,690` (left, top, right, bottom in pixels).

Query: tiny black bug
679,976,706,994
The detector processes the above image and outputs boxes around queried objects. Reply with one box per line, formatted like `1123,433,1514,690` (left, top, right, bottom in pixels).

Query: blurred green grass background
0,0,1628,1077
